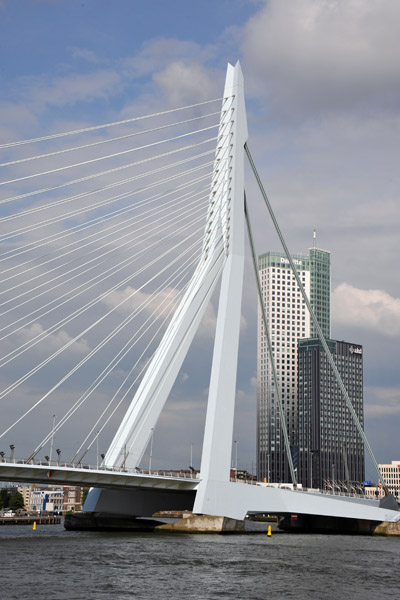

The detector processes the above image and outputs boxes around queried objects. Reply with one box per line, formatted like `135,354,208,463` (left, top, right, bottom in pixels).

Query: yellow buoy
267,525,272,537
33,521,36,530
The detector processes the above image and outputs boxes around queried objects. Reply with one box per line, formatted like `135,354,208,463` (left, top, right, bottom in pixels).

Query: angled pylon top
105,63,248,477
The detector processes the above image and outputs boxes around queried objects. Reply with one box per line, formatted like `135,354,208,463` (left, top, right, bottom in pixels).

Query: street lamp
9,444,15,461
234,440,238,478
149,428,154,473
49,415,56,463
96,431,100,469
56,448,61,466
190,443,194,470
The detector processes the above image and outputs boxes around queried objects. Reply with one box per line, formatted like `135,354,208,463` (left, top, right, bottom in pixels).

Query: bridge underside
82,486,195,517
275,513,382,535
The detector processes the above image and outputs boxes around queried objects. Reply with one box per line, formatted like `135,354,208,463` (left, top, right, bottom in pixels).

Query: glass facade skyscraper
309,248,330,339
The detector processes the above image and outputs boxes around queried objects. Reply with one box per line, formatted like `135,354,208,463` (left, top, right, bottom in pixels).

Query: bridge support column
194,62,248,516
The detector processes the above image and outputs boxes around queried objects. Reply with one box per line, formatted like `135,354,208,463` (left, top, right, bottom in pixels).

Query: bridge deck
0,461,199,492
1,462,399,524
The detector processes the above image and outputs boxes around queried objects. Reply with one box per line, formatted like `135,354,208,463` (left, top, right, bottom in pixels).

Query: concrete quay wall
372,521,400,536
0,515,61,526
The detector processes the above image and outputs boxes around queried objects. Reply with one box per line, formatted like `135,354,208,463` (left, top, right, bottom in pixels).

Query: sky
0,0,399,481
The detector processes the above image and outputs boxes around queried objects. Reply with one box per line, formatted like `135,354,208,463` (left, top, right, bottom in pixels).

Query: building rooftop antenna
313,229,317,249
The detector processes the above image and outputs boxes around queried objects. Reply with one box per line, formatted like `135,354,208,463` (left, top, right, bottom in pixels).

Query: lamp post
149,428,154,473
190,443,193,470
123,444,127,470
234,440,238,479
49,415,56,463
9,444,15,461
56,448,61,466
96,431,100,469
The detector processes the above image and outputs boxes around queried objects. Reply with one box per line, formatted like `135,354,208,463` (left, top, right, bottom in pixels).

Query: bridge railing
230,477,370,499
0,457,200,480
0,458,372,495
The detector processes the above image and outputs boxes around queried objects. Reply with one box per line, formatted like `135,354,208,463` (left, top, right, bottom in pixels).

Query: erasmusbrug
0,62,398,529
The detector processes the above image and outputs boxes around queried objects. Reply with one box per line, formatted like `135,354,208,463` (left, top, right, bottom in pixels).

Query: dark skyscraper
297,339,365,490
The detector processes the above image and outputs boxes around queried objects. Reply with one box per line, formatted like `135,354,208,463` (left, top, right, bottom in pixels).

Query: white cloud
198,303,217,338
102,284,221,339
242,0,400,116
153,61,221,106
0,102,39,142
116,38,225,117
332,283,400,336
69,47,103,64
121,38,217,80
103,285,181,319
21,69,123,110
16,323,90,355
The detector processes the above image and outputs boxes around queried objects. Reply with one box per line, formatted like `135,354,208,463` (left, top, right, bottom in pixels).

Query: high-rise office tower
297,339,365,489
309,247,331,339
257,246,331,483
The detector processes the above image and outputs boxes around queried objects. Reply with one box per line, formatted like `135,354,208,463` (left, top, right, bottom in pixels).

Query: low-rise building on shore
16,484,83,513
364,461,400,503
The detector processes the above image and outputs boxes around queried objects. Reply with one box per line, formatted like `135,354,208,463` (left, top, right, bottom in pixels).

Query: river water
1,522,399,599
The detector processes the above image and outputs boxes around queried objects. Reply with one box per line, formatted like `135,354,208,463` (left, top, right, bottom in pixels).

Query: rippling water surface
1,522,399,599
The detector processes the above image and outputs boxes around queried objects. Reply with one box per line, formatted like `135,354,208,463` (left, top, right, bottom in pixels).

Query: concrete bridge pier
65,486,196,531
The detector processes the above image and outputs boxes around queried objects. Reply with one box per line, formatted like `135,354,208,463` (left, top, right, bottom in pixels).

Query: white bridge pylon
104,62,247,501
82,62,399,524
